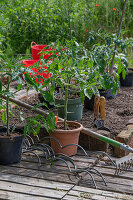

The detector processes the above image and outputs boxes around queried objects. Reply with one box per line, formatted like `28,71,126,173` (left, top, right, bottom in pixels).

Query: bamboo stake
109,0,128,75
68,9,72,40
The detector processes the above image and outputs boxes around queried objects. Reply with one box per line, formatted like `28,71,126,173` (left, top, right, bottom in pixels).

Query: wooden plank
97,175,133,188
63,194,133,200
0,180,68,199
0,165,72,184
65,186,133,200
77,172,133,194
13,160,72,175
69,157,133,180
0,172,73,191
94,166,133,180
63,194,120,200
79,181,133,195
0,190,52,200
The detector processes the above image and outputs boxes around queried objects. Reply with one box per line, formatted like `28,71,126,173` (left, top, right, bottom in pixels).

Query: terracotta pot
50,121,83,156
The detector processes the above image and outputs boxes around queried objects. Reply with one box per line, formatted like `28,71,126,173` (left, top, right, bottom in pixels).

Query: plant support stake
68,9,72,40
109,0,128,75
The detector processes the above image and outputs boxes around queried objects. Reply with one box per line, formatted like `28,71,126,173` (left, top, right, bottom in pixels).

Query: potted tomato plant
0,55,28,164
38,39,100,156
84,31,132,109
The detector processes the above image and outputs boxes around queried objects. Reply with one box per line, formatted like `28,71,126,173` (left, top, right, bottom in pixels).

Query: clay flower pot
50,121,83,156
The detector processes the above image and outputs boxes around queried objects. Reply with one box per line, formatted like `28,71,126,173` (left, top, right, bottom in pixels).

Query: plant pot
0,127,24,165
55,96,83,121
100,89,117,99
84,89,117,110
120,68,133,87
31,42,51,60
84,95,95,110
50,121,83,156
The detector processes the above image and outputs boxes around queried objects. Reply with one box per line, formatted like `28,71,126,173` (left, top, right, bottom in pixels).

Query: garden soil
0,86,133,152
81,86,133,137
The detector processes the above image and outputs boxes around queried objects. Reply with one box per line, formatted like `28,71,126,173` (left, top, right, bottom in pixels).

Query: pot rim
53,121,83,133
55,96,82,104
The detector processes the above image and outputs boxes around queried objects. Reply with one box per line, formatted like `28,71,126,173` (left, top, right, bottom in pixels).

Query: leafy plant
0,54,56,137
20,60,56,136
38,39,101,129
24,112,55,137
85,31,133,94
0,55,26,136
0,0,132,54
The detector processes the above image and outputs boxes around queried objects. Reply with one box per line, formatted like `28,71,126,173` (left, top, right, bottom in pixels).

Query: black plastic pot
84,95,95,110
0,127,24,165
120,68,133,87
99,89,117,99
84,89,117,111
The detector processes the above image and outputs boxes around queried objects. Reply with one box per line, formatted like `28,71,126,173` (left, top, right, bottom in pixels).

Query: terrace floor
0,150,133,200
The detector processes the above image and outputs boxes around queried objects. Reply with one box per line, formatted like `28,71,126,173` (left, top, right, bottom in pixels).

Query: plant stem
6,78,10,136
109,0,128,75
64,84,68,130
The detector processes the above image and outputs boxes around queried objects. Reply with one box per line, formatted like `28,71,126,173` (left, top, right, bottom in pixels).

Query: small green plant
0,54,56,137
24,112,55,137
0,55,26,136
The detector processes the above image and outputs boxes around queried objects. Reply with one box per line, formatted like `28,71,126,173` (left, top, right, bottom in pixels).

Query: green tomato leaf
2,110,6,124
9,110,15,117
24,124,30,137
47,112,55,131
41,91,54,105
91,85,98,94
33,123,41,136
42,118,49,133
17,84,23,90
84,88,93,99
24,73,37,89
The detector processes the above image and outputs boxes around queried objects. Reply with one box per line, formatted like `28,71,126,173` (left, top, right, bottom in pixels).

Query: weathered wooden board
0,172,73,191
64,186,133,200
0,190,52,200
0,180,68,199
0,165,72,184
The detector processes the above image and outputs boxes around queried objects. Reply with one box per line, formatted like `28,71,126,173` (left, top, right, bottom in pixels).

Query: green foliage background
0,0,133,54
